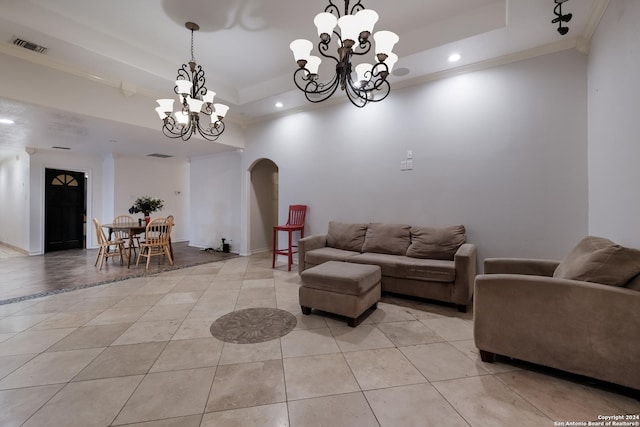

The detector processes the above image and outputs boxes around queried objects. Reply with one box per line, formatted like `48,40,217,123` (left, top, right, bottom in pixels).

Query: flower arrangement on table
129,196,164,223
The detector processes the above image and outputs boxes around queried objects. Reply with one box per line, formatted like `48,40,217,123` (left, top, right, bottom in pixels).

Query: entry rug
210,307,297,344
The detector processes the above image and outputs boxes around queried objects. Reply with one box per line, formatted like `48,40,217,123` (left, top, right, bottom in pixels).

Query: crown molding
578,0,610,54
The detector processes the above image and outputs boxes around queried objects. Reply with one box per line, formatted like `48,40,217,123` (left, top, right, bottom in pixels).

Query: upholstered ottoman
299,260,381,327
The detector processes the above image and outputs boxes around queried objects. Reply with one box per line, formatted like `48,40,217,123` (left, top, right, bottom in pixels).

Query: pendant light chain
190,28,196,63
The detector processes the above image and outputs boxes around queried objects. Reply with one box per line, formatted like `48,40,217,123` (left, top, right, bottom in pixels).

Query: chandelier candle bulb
290,39,313,66
175,111,189,125
374,30,399,55
175,80,193,96
305,56,322,75
355,9,379,37
314,13,338,39
337,15,360,44
202,91,215,104
213,103,229,119
157,99,174,111
186,97,204,113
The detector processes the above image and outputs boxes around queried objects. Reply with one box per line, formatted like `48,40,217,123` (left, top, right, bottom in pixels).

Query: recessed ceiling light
448,53,461,62
392,67,410,77
275,102,283,108
0,118,15,124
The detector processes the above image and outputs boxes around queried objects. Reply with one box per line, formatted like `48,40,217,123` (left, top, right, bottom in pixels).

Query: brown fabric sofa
474,236,640,390
298,221,477,312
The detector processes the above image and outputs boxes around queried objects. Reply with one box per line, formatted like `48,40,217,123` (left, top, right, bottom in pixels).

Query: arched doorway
248,158,278,254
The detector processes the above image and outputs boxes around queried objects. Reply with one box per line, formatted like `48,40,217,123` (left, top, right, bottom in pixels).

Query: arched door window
51,174,79,187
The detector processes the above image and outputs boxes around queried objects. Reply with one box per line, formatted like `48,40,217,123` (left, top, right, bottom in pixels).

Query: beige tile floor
0,253,638,426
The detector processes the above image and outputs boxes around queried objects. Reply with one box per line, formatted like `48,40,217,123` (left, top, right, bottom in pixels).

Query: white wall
588,0,640,247
113,155,190,242
189,151,242,251
0,150,29,251
242,49,589,263
102,154,115,223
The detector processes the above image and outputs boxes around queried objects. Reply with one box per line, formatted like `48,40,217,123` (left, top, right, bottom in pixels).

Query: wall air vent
52,146,71,150
13,38,47,54
147,153,173,158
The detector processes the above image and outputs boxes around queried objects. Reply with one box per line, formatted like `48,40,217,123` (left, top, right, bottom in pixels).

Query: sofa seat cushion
305,247,360,265
553,236,640,287
301,261,381,296
348,253,455,282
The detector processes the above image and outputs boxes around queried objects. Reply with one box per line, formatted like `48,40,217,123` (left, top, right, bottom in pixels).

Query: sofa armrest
298,234,327,275
483,258,560,276
453,243,477,309
474,273,640,389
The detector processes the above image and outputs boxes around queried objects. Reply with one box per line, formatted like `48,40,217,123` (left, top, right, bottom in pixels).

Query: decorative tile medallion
210,307,297,344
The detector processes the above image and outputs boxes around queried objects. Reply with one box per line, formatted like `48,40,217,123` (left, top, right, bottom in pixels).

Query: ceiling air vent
147,153,173,158
13,38,47,54
52,146,71,150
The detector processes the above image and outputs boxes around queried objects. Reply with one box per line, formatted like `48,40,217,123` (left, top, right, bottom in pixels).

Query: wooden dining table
102,222,146,268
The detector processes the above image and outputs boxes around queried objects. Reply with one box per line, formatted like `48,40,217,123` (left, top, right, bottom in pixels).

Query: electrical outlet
400,160,407,170
406,160,413,170
407,150,413,159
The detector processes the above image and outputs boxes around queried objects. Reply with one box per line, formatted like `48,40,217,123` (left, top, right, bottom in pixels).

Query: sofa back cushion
553,236,640,287
362,223,411,255
326,221,368,252
406,225,466,260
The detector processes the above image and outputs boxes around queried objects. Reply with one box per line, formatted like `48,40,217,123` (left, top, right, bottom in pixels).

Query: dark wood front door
45,168,86,252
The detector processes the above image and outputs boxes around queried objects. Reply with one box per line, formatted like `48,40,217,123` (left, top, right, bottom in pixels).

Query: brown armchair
474,243,640,390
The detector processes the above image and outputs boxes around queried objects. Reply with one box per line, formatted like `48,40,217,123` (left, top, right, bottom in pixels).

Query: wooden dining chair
165,215,175,259
113,214,140,257
93,218,125,269
136,217,174,270
272,205,307,271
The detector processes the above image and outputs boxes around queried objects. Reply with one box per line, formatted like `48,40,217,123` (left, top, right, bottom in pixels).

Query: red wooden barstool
272,205,307,271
